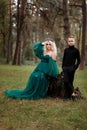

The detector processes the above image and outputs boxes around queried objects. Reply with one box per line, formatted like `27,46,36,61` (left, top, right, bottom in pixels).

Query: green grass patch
0,65,87,130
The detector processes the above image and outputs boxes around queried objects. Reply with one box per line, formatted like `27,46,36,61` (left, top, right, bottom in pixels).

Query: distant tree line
0,0,87,69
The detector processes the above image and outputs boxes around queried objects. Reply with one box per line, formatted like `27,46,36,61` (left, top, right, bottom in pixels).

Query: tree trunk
6,0,13,64
80,0,86,70
12,0,20,65
12,0,27,65
63,0,70,41
2,33,6,58
1,16,6,58
85,2,87,66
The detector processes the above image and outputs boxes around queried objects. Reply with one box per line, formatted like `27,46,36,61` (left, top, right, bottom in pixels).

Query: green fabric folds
4,42,59,99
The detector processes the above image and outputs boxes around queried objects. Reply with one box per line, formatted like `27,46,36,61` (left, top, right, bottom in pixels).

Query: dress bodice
33,42,59,77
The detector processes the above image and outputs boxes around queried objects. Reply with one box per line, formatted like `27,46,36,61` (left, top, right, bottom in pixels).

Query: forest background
0,0,87,69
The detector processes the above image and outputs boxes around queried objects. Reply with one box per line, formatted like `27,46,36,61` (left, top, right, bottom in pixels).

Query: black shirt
62,46,80,69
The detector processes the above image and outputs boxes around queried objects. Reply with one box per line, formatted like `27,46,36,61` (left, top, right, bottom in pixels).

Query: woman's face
67,38,75,46
46,41,52,51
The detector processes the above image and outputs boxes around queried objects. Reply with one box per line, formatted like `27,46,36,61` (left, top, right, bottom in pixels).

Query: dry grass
0,65,87,130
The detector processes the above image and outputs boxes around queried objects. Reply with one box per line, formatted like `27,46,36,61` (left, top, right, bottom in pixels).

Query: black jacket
62,46,80,70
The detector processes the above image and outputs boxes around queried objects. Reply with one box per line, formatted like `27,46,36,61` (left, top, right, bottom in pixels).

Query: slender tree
6,0,13,63
13,0,27,65
80,0,86,69
0,0,8,58
63,0,70,41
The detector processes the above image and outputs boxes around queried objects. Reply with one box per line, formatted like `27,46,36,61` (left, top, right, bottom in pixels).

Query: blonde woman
4,40,59,99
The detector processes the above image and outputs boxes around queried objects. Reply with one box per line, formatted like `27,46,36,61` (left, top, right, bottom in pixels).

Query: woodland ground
0,65,87,130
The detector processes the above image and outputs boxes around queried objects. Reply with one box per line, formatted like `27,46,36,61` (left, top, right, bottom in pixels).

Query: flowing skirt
4,71,49,99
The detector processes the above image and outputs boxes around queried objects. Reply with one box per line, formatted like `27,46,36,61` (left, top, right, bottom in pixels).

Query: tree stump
47,72,65,98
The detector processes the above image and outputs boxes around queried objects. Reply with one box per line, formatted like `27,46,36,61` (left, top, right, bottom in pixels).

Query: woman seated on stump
4,40,59,99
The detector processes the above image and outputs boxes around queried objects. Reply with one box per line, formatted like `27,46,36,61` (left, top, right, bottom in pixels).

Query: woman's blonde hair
42,40,57,57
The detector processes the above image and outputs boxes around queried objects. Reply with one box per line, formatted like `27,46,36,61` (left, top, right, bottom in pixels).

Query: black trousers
63,66,75,98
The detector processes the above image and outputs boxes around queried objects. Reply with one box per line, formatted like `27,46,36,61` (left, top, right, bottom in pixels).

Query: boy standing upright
62,36,81,100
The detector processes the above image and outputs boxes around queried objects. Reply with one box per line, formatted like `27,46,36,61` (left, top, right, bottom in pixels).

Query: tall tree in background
6,0,13,63
13,0,27,65
80,0,87,69
63,0,70,41
0,0,8,58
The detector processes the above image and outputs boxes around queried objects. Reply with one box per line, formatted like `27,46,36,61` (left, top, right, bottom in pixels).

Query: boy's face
67,38,75,46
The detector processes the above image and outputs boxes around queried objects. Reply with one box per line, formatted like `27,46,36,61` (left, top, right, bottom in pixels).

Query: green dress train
4,42,59,99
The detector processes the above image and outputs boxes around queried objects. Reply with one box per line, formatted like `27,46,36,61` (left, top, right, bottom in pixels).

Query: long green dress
4,42,59,99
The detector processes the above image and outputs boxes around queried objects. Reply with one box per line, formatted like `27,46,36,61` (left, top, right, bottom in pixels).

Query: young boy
62,36,81,100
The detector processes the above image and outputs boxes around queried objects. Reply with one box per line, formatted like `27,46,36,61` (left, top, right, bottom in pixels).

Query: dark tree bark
0,1,8,58
80,0,86,69
6,0,13,63
12,0,20,65
1,15,6,58
13,0,27,65
63,0,70,41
